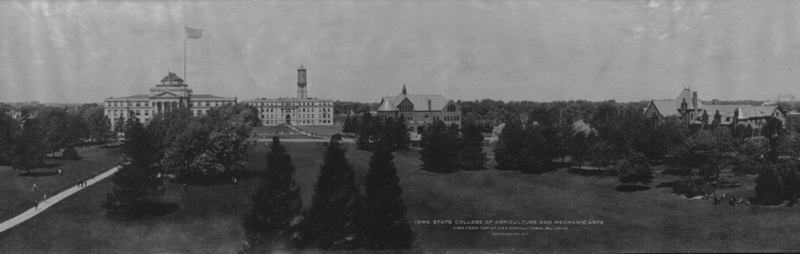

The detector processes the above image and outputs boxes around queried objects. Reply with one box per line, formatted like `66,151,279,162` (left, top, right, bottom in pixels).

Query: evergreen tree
343,115,352,134
350,115,360,135
494,119,526,171
243,137,303,250
356,113,373,150
420,120,459,173
458,124,487,171
103,119,166,218
754,166,784,206
393,116,410,150
300,134,363,250
359,141,415,249
0,115,20,165
782,168,800,206
114,115,126,134
11,119,48,173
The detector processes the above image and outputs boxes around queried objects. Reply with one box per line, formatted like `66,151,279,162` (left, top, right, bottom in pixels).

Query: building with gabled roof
645,88,785,130
104,72,236,130
0,103,21,119
242,66,333,126
376,85,461,133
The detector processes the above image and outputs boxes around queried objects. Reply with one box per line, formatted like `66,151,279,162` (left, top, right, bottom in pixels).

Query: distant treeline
333,101,379,115
458,99,649,132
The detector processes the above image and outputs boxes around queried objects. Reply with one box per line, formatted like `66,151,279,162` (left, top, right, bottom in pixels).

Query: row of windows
248,101,332,107
107,100,233,107
261,119,332,125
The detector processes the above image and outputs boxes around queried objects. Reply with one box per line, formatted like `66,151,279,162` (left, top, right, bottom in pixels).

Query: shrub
62,146,80,160
672,179,714,198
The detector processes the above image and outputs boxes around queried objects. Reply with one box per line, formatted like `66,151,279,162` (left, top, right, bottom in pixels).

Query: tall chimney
692,91,698,109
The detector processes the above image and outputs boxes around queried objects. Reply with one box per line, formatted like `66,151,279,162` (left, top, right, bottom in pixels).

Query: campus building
376,85,461,133
104,72,236,130
0,103,21,119
241,66,334,126
644,88,785,129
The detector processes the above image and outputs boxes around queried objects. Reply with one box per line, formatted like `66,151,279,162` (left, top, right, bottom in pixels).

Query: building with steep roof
376,85,461,133
104,72,236,130
644,88,785,129
0,103,21,119
242,66,333,126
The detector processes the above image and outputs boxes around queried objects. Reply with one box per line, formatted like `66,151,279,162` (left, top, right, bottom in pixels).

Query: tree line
104,104,260,218
0,104,113,173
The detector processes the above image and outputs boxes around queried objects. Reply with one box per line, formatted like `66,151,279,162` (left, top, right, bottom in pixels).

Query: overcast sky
1,0,799,104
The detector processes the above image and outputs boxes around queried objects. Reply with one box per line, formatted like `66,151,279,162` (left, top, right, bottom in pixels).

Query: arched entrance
285,114,292,125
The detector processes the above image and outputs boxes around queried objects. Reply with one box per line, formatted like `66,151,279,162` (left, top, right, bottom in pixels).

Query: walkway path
0,166,119,234
255,138,355,143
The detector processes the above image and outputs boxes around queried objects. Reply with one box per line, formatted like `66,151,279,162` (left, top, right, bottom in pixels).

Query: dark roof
161,72,184,83
106,94,149,101
192,94,236,100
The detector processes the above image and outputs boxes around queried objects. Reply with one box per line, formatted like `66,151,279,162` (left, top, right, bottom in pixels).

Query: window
136,102,140,107
447,105,456,112
205,102,210,106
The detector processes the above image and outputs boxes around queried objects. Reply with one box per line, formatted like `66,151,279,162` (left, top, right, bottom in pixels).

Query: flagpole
184,24,187,83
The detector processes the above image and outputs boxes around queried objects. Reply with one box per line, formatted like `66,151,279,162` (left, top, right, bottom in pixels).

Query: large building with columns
242,66,334,126
104,72,236,130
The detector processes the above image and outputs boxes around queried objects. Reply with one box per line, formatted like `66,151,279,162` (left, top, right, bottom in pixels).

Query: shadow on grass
567,168,613,177
100,144,121,149
656,180,678,188
106,203,180,220
170,170,265,186
661,168,690,176
46,155,82,161
18,171,59,177
614,185,651,192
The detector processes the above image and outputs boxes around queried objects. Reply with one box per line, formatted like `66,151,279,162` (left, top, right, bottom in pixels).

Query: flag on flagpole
185,27,203,39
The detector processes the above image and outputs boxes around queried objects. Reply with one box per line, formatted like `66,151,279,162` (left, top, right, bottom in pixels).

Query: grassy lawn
1,142,800,252
292,125,343,136
0,144,123,223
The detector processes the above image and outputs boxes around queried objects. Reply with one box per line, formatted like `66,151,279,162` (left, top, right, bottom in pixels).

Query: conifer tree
243,137,303,249
755,166,784,206
458,124,487,171
393,116,410,150
420,120,458,173
300,134,363,250
494,119,526,171
12,119,47,174
357,113,374,150
359,141,415,249
342,115,352,133
103,119,165,218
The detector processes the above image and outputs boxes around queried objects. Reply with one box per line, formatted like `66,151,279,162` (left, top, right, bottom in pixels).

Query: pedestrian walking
182,183,187,192
91,172,96,178
43,193,47,203
58,169,62,176
232,177,238,184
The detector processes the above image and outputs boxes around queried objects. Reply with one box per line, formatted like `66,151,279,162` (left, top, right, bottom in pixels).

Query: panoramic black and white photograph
1,0,800,253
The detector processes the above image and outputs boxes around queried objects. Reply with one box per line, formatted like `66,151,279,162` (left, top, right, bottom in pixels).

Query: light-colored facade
104,72,236,130
242,66,333,126
376,85,461,133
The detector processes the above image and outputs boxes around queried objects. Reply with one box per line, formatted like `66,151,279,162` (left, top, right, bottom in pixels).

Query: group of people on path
32,169,98,211
76,172,96,188
709,193,747,206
